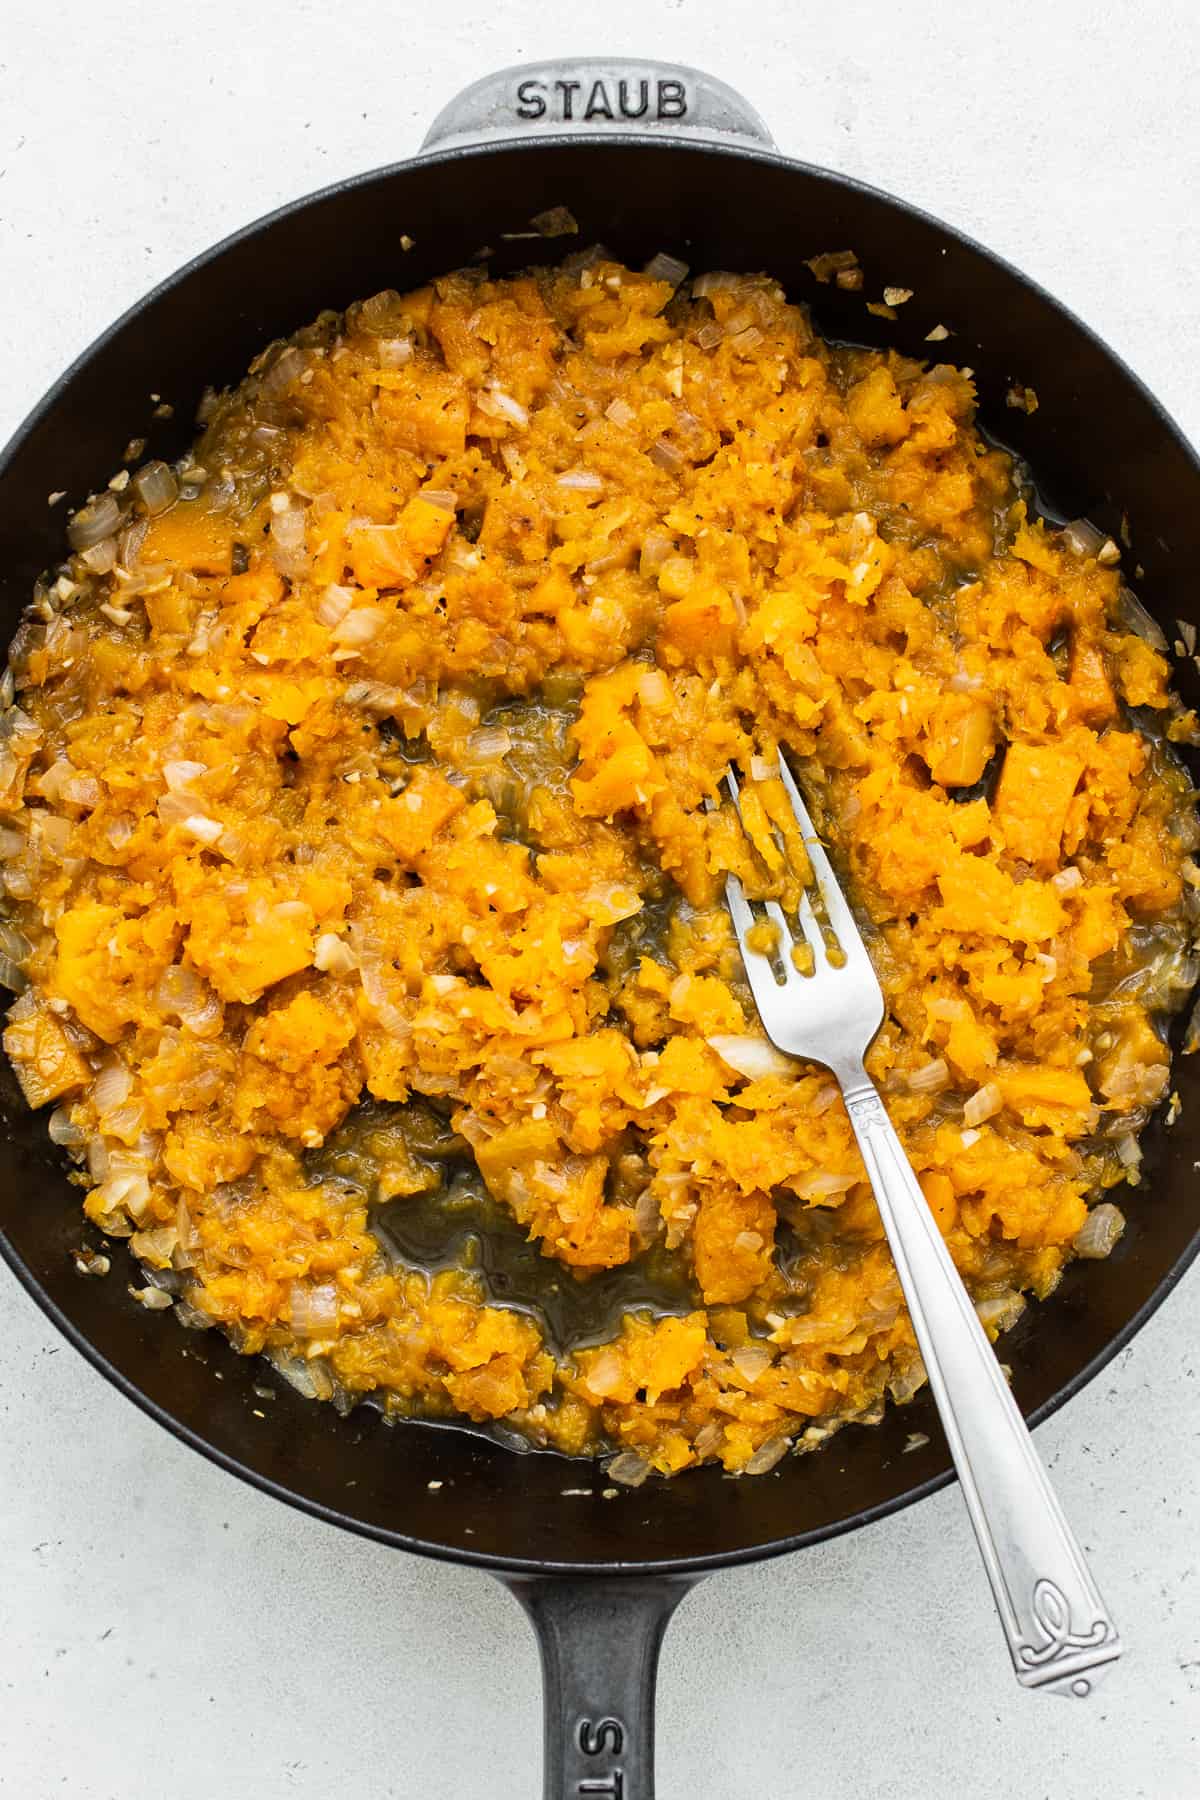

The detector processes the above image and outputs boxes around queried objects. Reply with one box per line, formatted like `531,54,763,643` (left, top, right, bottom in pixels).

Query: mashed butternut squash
2,255,1195,1479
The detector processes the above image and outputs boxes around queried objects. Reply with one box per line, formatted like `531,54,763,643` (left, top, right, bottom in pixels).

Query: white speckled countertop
1,2,1198,1794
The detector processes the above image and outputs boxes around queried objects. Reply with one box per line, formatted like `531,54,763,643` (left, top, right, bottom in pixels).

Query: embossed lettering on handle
422,59,774,152
576,1715,625,1797
513,73,687,126
842,1075,1122,1698
506,1576,693,1800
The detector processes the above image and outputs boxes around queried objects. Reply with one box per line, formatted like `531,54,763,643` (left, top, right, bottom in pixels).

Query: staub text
515,77,688,124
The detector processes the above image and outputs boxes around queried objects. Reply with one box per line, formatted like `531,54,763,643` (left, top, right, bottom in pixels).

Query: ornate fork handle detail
1020,1579,1113,1668
841,1072,1122,1698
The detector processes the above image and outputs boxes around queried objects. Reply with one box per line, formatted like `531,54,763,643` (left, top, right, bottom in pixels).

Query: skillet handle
503,1574,696,1800
422,59,774,152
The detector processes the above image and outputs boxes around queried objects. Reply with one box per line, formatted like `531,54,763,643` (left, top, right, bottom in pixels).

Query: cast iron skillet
2,58,1199,1799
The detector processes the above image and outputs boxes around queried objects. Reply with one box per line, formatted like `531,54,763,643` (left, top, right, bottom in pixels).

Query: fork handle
839,1069,1122,1697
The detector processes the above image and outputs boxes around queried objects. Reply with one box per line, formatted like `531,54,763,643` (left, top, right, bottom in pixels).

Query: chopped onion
633,1186,661,1241
556,469,603,492
729,1344,771,1383
289,1282,339,1337
794,1168,858,1200
272,1355,331,1400
0,919,32,964
692,271,739,297
467,726,513,758
174,1299,213,1330
159,788,208,828
696,321,724,351
1052,865,1083,893
175,1198,202,1263
331,607,386,646
888,1355,928,1404
1075,1202,1126,1259
742,1435,791,1476
644,251,689,286
130,1285,173,1311
163,759,206,791
117,516,149,570
905,1057,949,1094
313,932,357,975
1115,1133,1142,1171
1117,586,1168,651
478,387,529,428
707,1034,798,1080
93,1059,132,1116
975,1289,1026,1333
133,461,178,516
259,344,305,398
154,964,223,1036
606,1452,651,1488
648,438,684,472
68,493,121,550
61,770,103,813
37,758,80,802
377,336,413,368
316,584,355,627
605,398,637,429
131,1225,178,1268
639,531,675,576
342,680,405,712
637,670,672,708
3,707,40,743
583,1349,625,1399
187,610,217,656
0,954,28,992
963,1082,1003,1127
418,488,457,512
81,538,118,575
48,1106,83,1147
1061,518,1104,556
175,811,222,844
353,934,410,1036
269,504,309,579
92,1169,151,1224
581,881,642,926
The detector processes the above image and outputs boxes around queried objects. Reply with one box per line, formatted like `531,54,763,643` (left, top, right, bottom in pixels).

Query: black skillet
2,59,1199,1800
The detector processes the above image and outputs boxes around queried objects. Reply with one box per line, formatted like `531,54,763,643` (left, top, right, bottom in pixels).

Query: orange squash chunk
992,741,1084,869
142,502,234,577
925,694,995,788
1067,638,1117,725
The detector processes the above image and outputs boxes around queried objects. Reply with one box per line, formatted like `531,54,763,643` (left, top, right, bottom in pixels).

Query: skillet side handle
504,1573,696,1800
422,59,774,152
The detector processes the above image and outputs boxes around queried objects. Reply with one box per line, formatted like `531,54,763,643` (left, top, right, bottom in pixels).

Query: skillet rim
2,130,1199,1577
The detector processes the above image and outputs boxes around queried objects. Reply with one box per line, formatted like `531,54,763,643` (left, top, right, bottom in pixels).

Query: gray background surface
1,2,1197,1794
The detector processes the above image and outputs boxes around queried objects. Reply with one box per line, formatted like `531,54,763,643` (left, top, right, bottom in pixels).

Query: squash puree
2,257,1195,1479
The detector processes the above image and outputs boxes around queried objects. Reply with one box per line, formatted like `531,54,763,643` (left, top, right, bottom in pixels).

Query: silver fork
717,758,1122,1698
